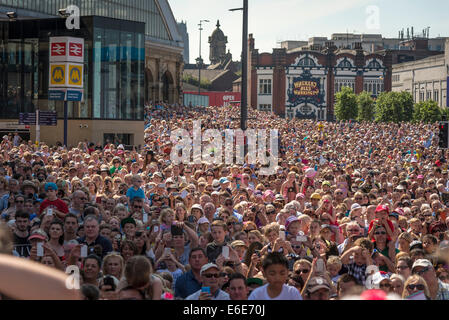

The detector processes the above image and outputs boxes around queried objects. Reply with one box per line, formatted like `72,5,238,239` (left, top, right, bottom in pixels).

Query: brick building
249,34,392,120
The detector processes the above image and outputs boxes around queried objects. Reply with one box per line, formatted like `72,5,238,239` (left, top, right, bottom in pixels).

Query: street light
198,19,209,96
6,11,17,21
229,0,248,132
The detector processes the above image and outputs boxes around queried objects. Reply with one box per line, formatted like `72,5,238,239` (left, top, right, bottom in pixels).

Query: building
281,31,447,54
183,20,239,96
0,0,184,147
177,21,190,64
392,39,449,108
249,34,391,120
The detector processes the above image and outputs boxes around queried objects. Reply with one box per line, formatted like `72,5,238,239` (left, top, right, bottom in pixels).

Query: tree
357,91,375,122
334,86,358,121
413,101,442,123
374,91,414,123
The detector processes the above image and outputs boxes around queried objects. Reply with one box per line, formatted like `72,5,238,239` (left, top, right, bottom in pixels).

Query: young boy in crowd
126,175,145,204
248,252,302,300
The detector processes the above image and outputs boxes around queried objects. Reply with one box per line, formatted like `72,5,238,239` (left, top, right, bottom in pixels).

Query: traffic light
439,122,449,149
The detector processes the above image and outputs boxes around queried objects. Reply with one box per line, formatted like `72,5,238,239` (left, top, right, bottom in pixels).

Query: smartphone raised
36,242,44,257
80,245,88,258
316,258,325,274
279,230,286,241
201,287,211,294
222,246,229,259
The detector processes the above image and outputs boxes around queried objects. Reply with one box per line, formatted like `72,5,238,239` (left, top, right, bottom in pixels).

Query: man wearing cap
412,259,449,300
303,276,331,300
185,263,230,300
309,193,321,211
367,204,394,241
39,182,69,219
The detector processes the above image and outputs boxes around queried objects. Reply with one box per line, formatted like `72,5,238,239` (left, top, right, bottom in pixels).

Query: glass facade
0,0,171,41
0,16,144,120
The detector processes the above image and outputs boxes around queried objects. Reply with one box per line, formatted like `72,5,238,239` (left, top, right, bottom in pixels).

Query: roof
183,69,228,82
233,77,242,84
183,82,209,92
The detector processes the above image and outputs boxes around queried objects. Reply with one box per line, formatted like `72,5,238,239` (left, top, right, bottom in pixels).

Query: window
427,91,431,101
259,79,272,95
337,60,352,68
258,104,272,112
420,92,425,101
298,57,315,67
435,90,439,102
367,60,382,69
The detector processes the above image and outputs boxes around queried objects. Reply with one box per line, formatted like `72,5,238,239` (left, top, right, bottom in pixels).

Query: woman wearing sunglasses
402,274,431,300
371,225,397,273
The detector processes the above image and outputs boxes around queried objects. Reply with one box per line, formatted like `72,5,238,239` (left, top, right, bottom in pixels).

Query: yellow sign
293,80,320,96
50,64,66,86
68,64,83,86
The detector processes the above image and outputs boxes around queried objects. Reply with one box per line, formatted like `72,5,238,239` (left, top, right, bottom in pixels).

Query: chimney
248,33,255,51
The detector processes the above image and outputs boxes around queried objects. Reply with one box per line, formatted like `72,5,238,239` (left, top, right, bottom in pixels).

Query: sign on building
49,37,84,101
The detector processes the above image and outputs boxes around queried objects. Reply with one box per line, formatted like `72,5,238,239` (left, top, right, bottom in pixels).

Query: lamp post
197,19,209,96
230,0,248,132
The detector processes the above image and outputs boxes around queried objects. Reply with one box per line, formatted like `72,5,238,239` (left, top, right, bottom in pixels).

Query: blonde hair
102,253,125,279
263,222,280,236
402,275,430,299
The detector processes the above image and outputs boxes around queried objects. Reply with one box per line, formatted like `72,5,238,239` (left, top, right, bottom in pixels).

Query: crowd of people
0,102,449,300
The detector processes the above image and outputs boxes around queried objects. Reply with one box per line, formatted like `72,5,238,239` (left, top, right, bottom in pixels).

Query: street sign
49,37,84,63
19,112,57,126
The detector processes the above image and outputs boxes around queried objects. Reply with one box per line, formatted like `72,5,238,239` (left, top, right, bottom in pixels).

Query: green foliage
413,101,442,123
334,86,358,121
374,91,414,123
357,91,375,122
182,74,211,90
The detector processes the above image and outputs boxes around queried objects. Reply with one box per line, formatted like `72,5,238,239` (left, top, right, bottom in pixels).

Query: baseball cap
191,204,204,213
28,229,48,241
389,212,399,220
247,278,263,286
231,240,247,248
285,216,300,230
375,204,389,214
219,177,230,184
305,168,317,178
307,277,330,293
322,181,331,187
311,193,321,200
351,203,362,211
197,217,210,225
412,259,433,272
200,263,219,275
410,240,423,251
44,182,58,191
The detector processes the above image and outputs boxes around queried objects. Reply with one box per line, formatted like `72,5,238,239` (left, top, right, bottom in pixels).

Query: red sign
69,43,83,57
51,43,66,56
184,91,241,107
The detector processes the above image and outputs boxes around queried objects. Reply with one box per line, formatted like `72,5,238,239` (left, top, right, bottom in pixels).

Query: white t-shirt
248,284,303,300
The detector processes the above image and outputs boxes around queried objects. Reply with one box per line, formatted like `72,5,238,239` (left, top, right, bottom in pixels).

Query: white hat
198,217,210,224
351,203,362,211
200,263,219,275
412,259,433,272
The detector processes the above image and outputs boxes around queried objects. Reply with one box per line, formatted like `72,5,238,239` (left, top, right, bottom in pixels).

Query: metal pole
241,0,248,132
198,21,202,96
64,100,68,147
36,108,40,147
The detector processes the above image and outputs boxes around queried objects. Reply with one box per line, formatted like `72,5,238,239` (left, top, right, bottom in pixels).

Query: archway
145,69,154,104
161,71,174,103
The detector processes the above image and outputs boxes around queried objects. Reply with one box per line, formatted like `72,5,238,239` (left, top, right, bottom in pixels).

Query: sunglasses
407,284,425,291
380,283,391,288
374,231,386,235
295,269,310,274
219,272,230,277
203,273,220,279
267,211,276,215
292,245,302,249
134,206,143,209
415,267,431,275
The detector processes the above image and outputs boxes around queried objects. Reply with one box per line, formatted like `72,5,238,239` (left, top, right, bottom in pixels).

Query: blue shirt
126,187,145,201
174,270,201,299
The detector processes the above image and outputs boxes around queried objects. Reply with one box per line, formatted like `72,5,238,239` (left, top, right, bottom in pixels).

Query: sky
170,0,449,64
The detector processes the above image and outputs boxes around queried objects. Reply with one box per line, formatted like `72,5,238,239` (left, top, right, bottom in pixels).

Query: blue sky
171,0,449,64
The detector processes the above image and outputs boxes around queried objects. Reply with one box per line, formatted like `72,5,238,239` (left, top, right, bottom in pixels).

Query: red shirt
39,198,69,215
367,218,395,241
